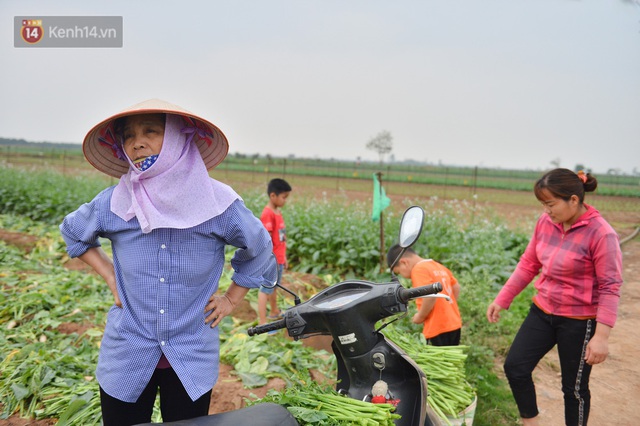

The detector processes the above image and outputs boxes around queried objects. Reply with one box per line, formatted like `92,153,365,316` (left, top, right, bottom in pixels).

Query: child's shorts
260,263,284,295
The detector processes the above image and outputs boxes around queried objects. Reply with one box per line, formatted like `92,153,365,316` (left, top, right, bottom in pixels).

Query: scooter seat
134,402,298,426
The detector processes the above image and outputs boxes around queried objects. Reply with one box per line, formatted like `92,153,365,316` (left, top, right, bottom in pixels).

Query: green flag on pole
372,173,391,222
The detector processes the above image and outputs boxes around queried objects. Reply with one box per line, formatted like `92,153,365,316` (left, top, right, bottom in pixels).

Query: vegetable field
1,164,639,426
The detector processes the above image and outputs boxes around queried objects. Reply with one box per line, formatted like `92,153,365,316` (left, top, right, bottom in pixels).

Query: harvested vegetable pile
219,320,335,388
384,326,476,424
248,378,400,426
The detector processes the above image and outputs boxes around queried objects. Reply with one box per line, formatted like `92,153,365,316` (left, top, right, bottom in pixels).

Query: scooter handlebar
247,319,286,336
397,282,443,304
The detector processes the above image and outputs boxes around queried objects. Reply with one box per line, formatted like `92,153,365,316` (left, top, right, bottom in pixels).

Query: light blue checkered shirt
60,185,276,402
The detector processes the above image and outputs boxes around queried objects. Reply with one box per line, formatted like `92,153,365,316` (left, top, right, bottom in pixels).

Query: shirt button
160,278,165,283
160,309,165,314
161,244,166,249
161,341,165,346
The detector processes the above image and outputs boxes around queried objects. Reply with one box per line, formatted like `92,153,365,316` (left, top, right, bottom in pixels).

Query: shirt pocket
172,234,223,287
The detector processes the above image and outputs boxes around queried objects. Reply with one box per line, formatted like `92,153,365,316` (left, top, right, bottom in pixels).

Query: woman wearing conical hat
61,99,277,425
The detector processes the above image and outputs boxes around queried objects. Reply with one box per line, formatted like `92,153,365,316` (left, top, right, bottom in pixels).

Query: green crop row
0,167,106,224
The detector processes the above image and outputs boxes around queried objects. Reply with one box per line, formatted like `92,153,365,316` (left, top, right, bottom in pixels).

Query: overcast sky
2,0,639,174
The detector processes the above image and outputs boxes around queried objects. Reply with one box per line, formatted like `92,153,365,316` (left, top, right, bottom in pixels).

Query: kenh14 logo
21,19,43,44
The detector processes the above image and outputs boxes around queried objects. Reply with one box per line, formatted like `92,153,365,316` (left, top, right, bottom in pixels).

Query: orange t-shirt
411,259,462,339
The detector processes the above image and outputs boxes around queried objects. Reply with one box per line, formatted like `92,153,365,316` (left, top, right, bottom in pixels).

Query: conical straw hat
83,99,229,178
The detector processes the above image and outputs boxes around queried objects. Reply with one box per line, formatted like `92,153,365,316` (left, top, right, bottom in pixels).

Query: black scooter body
287,280,443,426
332,336,431,425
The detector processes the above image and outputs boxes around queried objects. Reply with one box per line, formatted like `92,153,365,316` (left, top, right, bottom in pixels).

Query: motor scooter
248,205,445,426
138,206,445,426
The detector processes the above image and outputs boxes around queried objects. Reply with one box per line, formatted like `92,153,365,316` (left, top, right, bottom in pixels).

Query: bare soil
0,188,638,426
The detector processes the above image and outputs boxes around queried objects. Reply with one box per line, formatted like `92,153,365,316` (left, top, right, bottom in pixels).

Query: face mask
133,154,159,171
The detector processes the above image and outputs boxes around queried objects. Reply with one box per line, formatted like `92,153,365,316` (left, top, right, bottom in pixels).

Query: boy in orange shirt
258,178,292,326
387,244,462,346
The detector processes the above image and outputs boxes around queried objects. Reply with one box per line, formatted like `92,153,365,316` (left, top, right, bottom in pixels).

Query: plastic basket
445,394,477,426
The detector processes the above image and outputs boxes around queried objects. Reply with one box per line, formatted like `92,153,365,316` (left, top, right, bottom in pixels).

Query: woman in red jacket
487,168,623,426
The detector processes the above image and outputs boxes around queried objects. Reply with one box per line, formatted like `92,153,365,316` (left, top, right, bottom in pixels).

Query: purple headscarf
110,114,239,233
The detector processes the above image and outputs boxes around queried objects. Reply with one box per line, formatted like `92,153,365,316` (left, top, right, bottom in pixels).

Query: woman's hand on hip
204,294,235,328
105,275,122,308
78,247,121,308
204,282,250,328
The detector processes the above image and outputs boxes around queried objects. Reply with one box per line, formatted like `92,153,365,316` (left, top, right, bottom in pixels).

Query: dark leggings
504,304,594,426
100,367,212,426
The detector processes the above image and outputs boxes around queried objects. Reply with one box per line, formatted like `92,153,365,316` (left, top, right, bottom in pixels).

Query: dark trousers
428,328,461,346
100,367,212,426
504,304,594,426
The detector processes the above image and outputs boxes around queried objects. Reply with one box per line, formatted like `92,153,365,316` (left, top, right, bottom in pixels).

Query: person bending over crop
387,244,462,346
60,99,276,425
486,168,623,426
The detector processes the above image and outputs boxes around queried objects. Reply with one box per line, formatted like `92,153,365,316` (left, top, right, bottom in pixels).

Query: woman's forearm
78,247,119,305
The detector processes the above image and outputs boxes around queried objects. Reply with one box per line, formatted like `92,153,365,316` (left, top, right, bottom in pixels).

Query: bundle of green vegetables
383,326,476,424
248,378,401,426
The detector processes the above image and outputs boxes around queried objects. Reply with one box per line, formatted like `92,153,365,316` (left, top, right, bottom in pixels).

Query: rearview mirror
398,206,424,248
